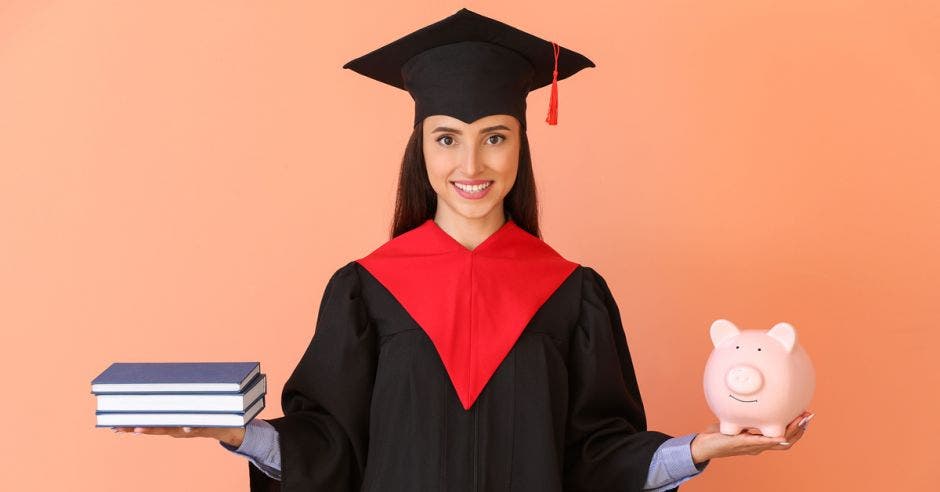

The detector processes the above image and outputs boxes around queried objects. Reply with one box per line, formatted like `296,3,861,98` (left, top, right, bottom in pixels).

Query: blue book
91,362,260,394
95,394,265,428
96,373,266,412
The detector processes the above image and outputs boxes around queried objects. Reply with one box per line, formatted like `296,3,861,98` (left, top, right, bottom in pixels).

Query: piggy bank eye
735,346,740,349
758,348,762,351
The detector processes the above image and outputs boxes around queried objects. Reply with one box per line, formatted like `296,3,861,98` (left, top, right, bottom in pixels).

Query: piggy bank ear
767,322,797,352
710,319,740,348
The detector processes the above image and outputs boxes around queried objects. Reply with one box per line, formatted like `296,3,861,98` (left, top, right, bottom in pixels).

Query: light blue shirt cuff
644,433,710,491
219,419,281,480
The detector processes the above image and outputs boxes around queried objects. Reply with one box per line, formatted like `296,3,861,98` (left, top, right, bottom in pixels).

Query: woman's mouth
451,180,493,200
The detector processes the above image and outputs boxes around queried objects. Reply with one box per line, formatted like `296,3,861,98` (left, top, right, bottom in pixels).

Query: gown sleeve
248,261,377,492
563,266,677,492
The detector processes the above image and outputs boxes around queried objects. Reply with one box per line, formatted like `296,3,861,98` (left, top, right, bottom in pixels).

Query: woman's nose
459,147,484,175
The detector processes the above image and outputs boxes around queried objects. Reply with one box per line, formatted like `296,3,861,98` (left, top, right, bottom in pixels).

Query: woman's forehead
424,114,519,131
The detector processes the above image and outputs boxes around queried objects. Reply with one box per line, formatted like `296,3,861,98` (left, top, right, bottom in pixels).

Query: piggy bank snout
725,365,764,395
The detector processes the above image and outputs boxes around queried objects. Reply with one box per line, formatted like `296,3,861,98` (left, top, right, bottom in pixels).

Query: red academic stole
356,218,578,410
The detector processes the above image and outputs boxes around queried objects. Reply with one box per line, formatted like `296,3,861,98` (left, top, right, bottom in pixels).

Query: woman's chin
444,202,501,222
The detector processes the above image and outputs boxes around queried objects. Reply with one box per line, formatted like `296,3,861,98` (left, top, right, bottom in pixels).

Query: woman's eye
437,134,504,146
436,135,455,146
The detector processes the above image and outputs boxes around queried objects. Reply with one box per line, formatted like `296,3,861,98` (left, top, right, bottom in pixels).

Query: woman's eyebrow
431,124,511,134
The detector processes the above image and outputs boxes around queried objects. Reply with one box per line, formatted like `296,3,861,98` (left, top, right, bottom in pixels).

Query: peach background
2,1,937,490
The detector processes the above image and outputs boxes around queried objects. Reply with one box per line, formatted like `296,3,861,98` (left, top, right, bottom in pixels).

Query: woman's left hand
112,426,246,448
690,411,814,464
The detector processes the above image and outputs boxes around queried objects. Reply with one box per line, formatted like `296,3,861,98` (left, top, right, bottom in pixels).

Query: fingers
760,435,790,453
111,426,194,437
709,430,787,458
112,427,148,433
789,411,815,438
774,431,799,449
772,412,815,450
736,433,786,446
113,426,174,435
780,416,802,444
738,434,789,455
110,425,226,440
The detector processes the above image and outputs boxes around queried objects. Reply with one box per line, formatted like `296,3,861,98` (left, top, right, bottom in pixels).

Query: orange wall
2,1,937,490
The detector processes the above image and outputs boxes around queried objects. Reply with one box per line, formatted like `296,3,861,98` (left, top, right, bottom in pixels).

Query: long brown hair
390,119,541,239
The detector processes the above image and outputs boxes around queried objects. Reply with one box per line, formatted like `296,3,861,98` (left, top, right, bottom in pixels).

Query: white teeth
453,181,492,192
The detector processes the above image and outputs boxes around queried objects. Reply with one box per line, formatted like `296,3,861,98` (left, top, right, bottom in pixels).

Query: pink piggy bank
703,319,815,437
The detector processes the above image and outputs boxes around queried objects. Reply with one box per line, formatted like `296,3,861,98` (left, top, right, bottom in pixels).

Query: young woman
114,8,812,491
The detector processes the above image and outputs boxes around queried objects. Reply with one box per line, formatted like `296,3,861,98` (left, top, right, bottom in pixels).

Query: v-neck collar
356,215,579,409
423,217,515,254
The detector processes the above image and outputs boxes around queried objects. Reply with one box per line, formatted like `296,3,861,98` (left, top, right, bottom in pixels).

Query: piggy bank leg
719,421,743,435
759,425,786,438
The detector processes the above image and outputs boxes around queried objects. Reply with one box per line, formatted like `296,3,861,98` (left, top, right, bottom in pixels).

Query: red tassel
545,41,560,125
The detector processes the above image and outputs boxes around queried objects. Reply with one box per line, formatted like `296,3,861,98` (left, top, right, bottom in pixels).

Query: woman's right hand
112,426,246,448
690,410,813,463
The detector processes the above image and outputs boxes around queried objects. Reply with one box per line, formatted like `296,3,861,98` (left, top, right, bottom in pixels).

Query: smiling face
422,114,520,223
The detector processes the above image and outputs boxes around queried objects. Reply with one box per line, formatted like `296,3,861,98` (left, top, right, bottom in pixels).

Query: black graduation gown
246,259,677,491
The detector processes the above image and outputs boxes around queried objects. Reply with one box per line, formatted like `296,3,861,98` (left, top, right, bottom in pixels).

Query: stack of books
91,361,266,428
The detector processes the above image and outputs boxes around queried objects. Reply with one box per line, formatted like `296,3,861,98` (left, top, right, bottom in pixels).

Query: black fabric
247,261,674,491
341,8,595,128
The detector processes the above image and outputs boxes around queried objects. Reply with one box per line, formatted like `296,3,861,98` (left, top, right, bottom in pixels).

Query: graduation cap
342,7,595,129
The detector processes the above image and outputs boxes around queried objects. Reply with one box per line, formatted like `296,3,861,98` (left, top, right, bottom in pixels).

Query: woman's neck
433,208,507,251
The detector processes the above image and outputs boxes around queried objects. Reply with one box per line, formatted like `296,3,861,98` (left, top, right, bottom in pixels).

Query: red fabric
356,218,578,409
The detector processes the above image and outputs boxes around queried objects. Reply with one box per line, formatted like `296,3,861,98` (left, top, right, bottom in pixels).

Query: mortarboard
341,7,595,129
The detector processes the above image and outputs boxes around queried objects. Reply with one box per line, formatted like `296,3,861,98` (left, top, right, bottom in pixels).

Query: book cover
95,394,265,428
91,361,260,393
96,373,266,412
